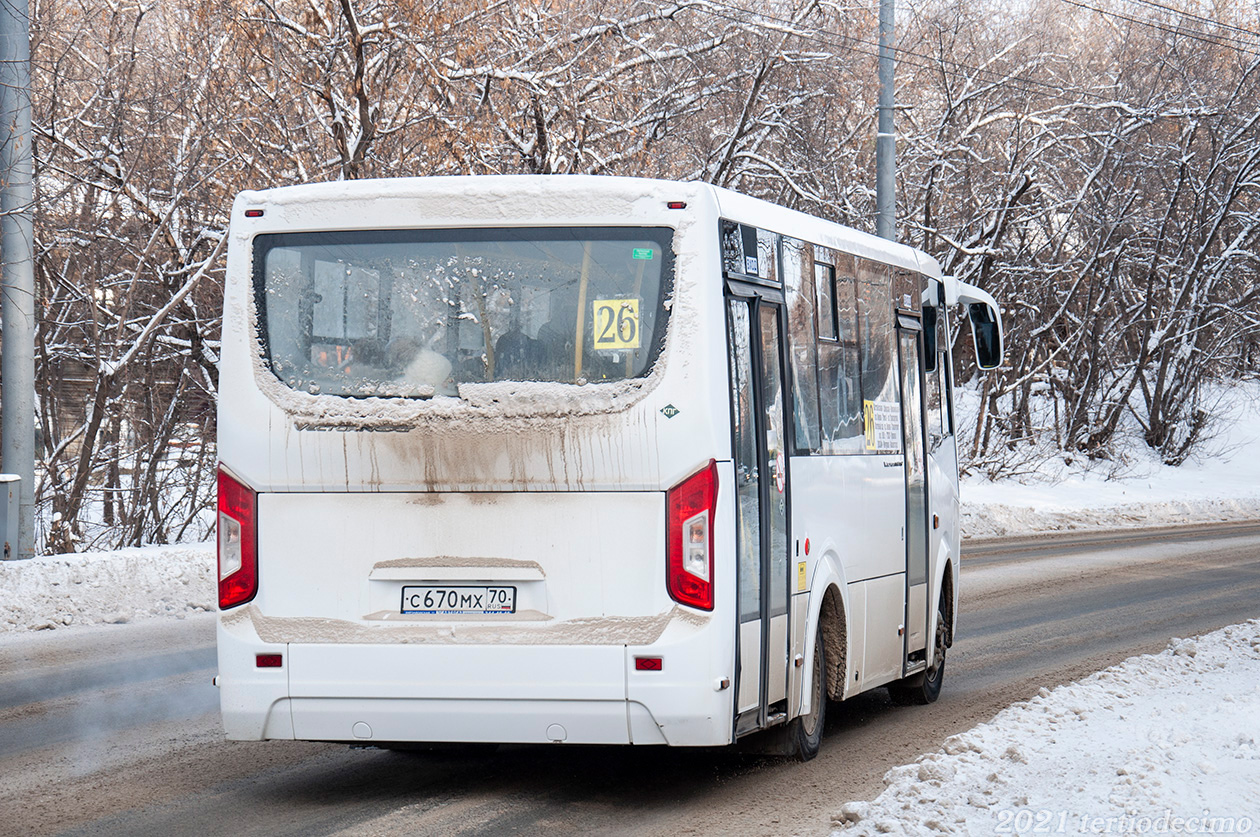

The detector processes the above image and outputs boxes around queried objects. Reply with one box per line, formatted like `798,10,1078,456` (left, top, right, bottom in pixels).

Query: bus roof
233,175,943,280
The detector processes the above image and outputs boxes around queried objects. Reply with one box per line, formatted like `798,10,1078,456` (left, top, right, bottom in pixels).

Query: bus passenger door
726,289,792,736
897,316,931,665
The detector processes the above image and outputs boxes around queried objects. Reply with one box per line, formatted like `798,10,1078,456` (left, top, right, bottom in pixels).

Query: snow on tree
18,0,1260,551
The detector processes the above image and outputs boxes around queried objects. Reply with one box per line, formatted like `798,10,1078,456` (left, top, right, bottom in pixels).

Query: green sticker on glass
632,248,654,260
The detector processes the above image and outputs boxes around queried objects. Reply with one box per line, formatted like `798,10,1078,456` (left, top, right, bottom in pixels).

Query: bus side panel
786,455,904,586
787,454,904,697
845,581,867,696
788,581,808,719
927,432,960,660
927,433,960,558
860,573,906,690
788,455,835,716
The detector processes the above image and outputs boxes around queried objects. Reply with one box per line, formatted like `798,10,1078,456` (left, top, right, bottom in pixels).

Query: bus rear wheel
788,633,827,761
888,602,947,706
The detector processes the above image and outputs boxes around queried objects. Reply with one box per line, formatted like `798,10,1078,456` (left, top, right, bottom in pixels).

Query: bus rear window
253,227,673,398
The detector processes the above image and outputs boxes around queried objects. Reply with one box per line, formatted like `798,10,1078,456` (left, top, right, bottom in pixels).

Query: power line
696,0,1119,106
694,0,1260,107
1120,0,1260,43
1062,0,1260,58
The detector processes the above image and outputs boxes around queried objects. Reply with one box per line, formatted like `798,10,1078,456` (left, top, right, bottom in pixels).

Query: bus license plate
401,585,516,615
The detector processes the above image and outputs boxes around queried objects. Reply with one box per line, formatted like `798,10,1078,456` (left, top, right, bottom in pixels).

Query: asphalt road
2,522,1258,837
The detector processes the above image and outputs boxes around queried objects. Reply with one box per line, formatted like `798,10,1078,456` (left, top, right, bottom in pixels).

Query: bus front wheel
888,602,947,706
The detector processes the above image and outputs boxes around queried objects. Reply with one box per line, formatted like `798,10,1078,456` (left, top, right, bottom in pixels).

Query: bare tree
19,0,1260,550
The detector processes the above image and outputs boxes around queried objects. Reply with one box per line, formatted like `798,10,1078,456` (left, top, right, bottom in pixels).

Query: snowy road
2,523,1258,837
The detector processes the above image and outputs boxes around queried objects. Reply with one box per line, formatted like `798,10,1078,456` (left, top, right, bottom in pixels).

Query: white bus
215,175,1003,760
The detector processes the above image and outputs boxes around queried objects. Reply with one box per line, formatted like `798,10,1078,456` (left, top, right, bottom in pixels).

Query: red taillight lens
666,460,718,611
218,467,258,609
256,653,282,668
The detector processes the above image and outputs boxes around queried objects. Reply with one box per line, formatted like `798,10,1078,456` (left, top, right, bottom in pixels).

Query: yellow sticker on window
864,399,901,453
592,298,641,350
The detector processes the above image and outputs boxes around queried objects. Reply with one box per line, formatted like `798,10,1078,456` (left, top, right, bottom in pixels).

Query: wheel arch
800,552,851,715
929,538,958,669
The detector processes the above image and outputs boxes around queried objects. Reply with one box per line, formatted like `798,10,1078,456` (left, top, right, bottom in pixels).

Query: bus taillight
217,467,258,609
666,460,718,611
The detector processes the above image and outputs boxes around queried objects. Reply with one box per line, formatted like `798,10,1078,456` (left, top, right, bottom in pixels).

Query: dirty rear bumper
217,605,731,747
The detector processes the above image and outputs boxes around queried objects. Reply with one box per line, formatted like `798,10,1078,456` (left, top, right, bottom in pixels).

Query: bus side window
814,261,836,340
756,228,778,283
815,259,839,452
925,345,945,449
939,356,955,438
817,252,864,454
923,299,952,448
855,258,899,411
834,257,864,449
783,238,821,453
923,301,938,374
893,268,920,314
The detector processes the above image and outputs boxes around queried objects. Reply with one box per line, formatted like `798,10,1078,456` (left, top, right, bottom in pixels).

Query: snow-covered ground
0,544,214,632
832,620,1260,836
960,380,1260,539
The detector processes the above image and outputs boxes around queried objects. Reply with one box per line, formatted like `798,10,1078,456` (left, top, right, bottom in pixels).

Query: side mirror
936,275,1005,371
968,302,1003,370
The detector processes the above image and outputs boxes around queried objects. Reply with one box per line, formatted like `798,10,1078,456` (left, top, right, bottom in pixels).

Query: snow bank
0,545,215,632
962,498,1260,540
960,380,1260,539
831,620,1260,836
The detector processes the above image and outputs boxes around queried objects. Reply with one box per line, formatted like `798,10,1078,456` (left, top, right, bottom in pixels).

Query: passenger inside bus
493,325,544,380
387,337,458,396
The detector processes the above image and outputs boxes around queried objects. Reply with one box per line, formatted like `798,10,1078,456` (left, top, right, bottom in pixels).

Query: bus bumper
217,608,731,747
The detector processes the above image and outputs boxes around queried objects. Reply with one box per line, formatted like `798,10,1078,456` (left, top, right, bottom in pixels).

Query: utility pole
876,0,896,241
1,0,36,560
